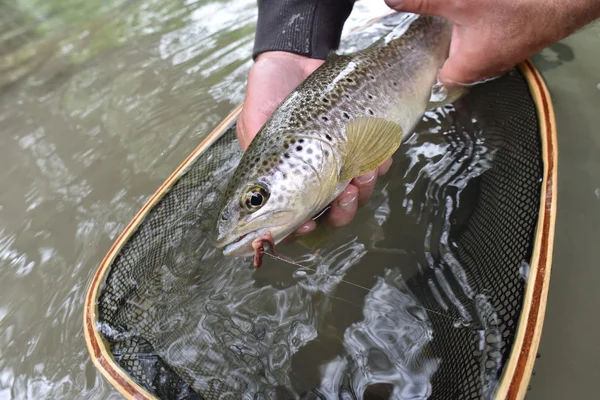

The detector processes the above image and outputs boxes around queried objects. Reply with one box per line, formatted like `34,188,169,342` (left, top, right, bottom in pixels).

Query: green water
527,22,600,400
0,0,598,398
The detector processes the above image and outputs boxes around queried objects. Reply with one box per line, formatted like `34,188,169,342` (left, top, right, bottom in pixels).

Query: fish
213,15,457,259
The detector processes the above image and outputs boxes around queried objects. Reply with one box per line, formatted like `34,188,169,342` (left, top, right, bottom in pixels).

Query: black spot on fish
296,146,302,151
367,94,373,100
262,161,268,166
324,150,329,156
369,75,375,80
322,98,329,103
325,134,332,141
345,94,350,100
298,139,304,143
346,78,353,83
343,112,350,120
322,116,329,122
368,109,374,116
393,81,397,87
387,63,392,67
284,153,290,158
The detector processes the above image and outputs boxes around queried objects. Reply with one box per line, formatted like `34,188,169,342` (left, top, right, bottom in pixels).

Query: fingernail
356,172,376,185
339,195,357,210
386,0,402,8
295,223,312,234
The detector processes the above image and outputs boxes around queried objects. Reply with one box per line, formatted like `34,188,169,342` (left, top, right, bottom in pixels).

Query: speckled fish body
215,15,453,257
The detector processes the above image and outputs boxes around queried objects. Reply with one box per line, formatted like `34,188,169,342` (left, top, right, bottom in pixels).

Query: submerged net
94,14,543,400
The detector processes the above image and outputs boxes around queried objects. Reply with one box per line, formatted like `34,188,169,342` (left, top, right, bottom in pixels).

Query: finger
438,59,481,87
378,158,393,177
283,220,317,243
438,32,512,86
293,220,316,237
385,0,459,18
326,185,359,228
438,43,487,86
351,170,377,207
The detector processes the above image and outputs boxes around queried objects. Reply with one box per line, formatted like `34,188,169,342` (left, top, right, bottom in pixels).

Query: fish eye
242,184,269,212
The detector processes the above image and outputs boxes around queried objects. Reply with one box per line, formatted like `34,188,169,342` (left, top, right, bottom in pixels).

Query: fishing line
263,251,455,321
264,251,374,292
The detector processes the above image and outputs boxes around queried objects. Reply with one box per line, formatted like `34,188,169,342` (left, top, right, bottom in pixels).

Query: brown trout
214,15,455,258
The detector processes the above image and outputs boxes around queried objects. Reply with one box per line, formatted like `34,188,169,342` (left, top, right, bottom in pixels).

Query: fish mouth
218,228,269,257
215,210,298,257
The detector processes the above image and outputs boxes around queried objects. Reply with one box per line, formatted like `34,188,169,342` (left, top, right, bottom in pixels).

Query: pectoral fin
339,117,403,181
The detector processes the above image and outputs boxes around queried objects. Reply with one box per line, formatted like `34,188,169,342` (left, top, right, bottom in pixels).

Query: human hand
386,0,600,85
237,51,392,240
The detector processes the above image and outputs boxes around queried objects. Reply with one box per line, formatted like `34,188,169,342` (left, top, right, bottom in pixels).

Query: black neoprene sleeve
252,0,356,60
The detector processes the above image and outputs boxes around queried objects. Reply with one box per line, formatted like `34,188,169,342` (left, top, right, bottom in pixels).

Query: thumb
384,0,457,17
438,33,506,86
437,34,480,85
438,55,482,87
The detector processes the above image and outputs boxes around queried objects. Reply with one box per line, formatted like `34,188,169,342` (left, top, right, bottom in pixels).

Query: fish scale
215,15,454,257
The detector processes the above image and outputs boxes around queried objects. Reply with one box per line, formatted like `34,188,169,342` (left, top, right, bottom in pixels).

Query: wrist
255,51,312,63
566,0,600,32
254,51,325,75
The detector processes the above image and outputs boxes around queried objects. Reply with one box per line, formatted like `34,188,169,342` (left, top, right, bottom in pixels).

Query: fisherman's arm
386,0,600,85
253,0,355,62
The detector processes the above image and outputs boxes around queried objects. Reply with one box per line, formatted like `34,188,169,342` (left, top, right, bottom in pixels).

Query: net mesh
94,14,543,400
402,71,542,400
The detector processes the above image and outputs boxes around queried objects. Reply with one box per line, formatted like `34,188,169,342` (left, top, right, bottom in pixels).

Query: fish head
214,178,292,257
214,132,339,257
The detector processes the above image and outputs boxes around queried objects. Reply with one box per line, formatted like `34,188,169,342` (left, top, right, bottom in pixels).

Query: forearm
253,0,356,60
561,0,600,35
531,0,600,48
